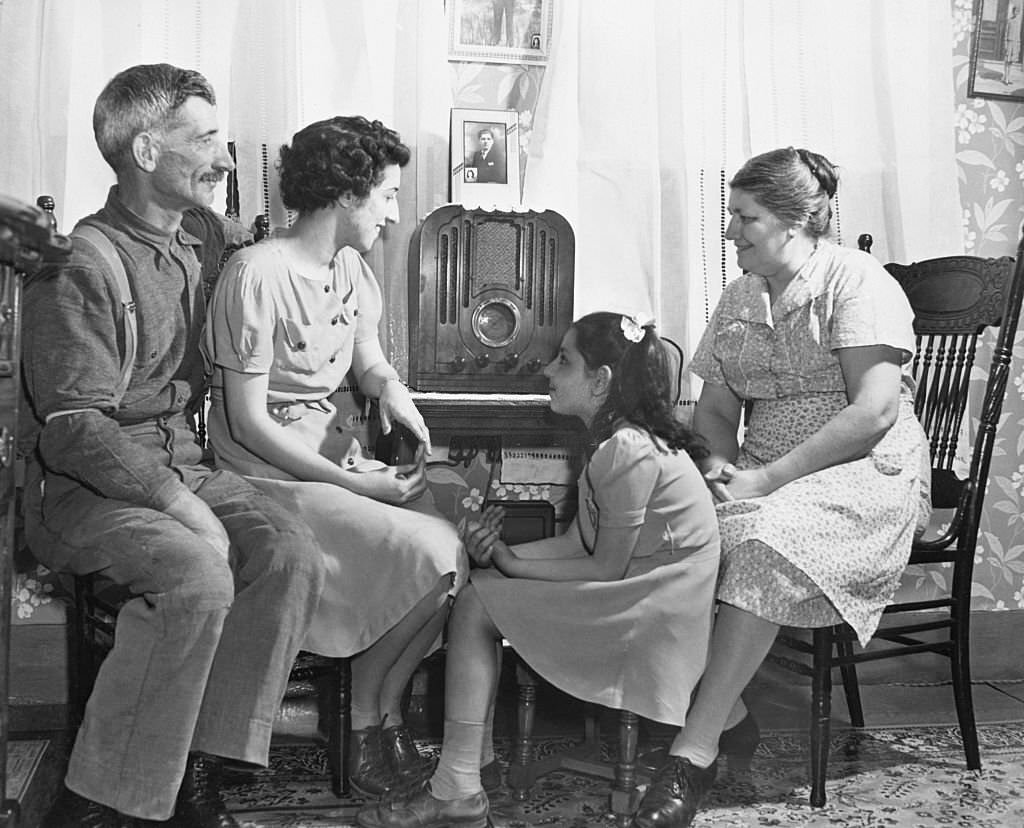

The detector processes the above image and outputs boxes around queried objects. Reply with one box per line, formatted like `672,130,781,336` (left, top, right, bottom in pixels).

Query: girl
358,311,721,828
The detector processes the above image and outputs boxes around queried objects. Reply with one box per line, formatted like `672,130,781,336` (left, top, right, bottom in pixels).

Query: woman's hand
703,462,737,502
378,379,431,448
346,453,428,505
706,465,775,502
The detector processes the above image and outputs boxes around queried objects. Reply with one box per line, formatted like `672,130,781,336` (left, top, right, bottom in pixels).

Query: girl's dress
472,425,720,727
689,241,932,646
202,239,466,656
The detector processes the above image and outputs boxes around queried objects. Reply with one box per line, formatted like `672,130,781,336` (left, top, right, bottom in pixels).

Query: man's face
479,132,494,153
149,96,234,211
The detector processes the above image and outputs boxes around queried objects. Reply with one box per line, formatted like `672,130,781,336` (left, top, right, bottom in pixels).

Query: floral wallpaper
11,5,1024,621
894,0,1024,612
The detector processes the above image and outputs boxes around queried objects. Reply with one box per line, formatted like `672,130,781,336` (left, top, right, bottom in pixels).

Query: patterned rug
223,722,1024,827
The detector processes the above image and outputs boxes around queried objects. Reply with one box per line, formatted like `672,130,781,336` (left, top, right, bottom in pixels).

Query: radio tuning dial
526,357,543,372
503,352,520,369
475,353,490,368
452,355,466,372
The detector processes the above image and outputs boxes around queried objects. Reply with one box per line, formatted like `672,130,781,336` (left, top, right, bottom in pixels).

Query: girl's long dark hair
573,312,707,461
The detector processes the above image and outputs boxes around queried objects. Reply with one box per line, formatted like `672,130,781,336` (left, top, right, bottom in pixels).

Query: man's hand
162,488,231,560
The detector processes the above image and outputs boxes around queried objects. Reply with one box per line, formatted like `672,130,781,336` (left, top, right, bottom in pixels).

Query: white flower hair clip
620,312,654,343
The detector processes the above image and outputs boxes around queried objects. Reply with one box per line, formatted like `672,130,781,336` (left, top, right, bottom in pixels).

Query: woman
202,116,466,796
630,147,932,828
357,312,721,828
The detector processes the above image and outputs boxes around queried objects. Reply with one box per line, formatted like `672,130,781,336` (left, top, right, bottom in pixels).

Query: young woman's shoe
382,723,435,787
630,756,716,828
349,726,397,797
718,713,760,772
355,783,489,828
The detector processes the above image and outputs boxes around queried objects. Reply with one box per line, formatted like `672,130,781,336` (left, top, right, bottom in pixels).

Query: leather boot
172,752,240,827
43,787,144,828
381,723,434,787
349,725,396,797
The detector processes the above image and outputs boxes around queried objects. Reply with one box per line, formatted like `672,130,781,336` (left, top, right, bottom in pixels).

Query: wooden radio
407,205,574,394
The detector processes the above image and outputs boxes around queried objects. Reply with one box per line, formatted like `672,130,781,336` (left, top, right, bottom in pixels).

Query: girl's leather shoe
718,713,760,772
630,756,716,828
356,783,490,828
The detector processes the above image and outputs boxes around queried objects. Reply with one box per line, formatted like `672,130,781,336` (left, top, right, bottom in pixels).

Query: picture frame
967,0,1024,102
447,0,553,65
450,108,522,208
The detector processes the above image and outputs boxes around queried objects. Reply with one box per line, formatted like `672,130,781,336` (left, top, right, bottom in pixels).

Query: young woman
202,116,466,796
357,311,721,828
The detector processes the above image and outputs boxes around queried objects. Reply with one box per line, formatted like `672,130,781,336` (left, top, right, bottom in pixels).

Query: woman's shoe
355,783,489,828
630,756,716,828
718,713,760,772
350,726,397,797
382,723,435,787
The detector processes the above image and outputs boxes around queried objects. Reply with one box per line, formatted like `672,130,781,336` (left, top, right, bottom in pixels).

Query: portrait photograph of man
464,123,507,183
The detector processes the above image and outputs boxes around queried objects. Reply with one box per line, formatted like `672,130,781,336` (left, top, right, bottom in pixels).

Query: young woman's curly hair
278,116,410,212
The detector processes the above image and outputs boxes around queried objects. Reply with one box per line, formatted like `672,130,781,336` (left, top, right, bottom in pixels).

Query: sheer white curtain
523,0,963,398
0,0,451,365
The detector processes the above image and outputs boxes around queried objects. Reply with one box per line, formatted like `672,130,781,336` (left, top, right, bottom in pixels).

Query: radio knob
526,358,543,372
503,352,520,369
451,355,466,372
475,353,490,368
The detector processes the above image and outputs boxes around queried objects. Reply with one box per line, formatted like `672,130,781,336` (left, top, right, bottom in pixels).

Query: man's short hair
93,63,216,173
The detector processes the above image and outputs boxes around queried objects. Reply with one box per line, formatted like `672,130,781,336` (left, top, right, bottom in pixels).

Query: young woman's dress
689,241,932,646
472,425,721,727
202,239,466,656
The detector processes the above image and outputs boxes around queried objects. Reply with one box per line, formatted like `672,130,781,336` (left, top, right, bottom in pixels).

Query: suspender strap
70,224,136,400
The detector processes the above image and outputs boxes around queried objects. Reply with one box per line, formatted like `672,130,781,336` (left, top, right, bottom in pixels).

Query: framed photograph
447,0,553,65
968,0,1024,102
450,108,522,208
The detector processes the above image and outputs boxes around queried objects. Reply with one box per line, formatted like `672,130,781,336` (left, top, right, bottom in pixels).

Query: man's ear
337,191,356,209
132,132,159,173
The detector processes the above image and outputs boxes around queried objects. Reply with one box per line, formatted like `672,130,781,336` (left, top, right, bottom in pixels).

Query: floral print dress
689,242,932,645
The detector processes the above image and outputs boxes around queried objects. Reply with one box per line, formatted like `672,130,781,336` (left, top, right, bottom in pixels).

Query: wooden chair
768,242,1024,807
66,574,352,796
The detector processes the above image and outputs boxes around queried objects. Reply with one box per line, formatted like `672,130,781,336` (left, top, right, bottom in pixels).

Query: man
22,63,325,828
467,127,507,184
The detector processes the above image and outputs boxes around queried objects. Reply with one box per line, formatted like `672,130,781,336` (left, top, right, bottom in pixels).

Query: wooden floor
6,621,1024,827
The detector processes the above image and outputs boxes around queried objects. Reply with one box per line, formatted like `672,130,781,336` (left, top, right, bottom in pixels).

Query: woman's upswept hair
729,146,838,239
573,312,707,461
278,116,411,212
93,63,216,174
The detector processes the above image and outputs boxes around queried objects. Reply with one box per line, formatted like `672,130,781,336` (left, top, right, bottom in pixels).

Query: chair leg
950,613,981,770
508,660,538,801
610,710,640,828
836,634,864,727
324,657,351,798
809,628,833,808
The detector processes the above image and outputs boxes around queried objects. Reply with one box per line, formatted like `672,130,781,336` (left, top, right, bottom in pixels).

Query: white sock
430,719,485,800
